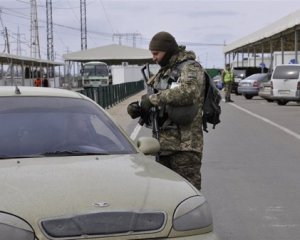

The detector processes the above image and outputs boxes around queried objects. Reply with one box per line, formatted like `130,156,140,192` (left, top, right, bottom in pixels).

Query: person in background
34,76,42,87
42,74,49,87
222,63,234,102
128,31,205,190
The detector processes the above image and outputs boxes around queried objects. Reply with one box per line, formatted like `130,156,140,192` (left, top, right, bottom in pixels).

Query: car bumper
238,87,259,95
272,90,300,100
271,95,300,101
166,231,220,240
259,92,273,100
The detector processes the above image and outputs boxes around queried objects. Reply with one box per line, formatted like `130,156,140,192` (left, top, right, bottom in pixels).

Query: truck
272,51,300,70
81,61,111,87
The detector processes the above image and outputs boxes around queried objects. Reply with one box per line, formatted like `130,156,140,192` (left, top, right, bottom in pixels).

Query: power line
112,33,142,48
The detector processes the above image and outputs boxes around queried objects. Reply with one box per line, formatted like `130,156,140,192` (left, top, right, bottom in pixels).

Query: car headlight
173,195,212,231
0,212,35,240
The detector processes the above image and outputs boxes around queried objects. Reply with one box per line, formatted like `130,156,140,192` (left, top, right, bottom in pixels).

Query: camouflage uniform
148,46,205,190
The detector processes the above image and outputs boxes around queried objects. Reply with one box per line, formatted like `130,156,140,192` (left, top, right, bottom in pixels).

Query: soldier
129,31,205,190
222,63,234,102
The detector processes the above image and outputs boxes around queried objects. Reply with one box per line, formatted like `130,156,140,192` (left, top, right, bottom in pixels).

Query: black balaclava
149,31,179,67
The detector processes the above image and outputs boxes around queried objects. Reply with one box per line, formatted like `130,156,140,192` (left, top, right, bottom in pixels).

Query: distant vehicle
232,67,268,95
258,80,274,102
82,61,111,87
271,64,300,105
272,51,300,69
212,74,223,90
238,73,270,99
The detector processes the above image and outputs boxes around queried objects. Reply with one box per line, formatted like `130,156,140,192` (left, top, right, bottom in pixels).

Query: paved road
107,92,300,240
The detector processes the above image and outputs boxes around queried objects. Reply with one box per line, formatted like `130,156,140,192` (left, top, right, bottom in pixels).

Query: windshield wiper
43,150,109,156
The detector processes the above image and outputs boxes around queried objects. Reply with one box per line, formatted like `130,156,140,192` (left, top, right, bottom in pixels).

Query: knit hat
149,31,179,53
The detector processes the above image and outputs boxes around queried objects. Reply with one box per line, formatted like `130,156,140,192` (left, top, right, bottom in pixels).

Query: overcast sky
1,0,300,68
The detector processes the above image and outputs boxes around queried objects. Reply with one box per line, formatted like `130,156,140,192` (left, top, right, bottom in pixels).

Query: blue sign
259,62,266,68
289,59,297,64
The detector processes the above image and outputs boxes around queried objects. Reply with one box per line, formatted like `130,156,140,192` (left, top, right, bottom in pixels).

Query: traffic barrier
78,80,145,109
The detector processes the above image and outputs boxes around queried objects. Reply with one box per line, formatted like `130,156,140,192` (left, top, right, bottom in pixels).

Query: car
258,80,274,102
270,64,300,105
212,74,223,90
232,67,268,95
0,86,218,240
237,73,270,99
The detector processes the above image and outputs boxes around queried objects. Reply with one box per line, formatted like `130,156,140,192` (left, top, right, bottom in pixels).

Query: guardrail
78,80,145,109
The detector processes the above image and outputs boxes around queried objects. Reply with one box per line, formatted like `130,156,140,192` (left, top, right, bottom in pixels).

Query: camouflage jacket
148,47,205,153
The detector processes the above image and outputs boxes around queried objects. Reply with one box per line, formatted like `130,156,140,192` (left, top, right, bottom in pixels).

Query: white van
271,64,300,105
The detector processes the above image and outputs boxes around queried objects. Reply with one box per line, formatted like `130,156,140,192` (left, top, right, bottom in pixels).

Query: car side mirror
137,137,160,155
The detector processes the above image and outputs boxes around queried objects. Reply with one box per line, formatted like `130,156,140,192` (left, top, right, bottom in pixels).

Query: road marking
229,102,300,140
130,124,142,140
131,101,300,141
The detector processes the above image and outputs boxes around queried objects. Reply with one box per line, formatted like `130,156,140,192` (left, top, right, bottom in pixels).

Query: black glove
127,101,141,119
140,94,153,112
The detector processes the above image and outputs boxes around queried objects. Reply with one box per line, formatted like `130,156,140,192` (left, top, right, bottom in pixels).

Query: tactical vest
223,69,234,83
153,60,198,126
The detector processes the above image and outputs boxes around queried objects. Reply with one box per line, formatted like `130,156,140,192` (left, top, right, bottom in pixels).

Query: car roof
245,73,267,78
275,64,300,67
0,86,85,99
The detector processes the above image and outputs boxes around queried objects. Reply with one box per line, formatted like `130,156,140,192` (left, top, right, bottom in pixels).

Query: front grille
41,211,166,238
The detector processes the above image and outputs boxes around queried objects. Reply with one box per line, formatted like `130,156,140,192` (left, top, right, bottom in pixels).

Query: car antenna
15,84,21,94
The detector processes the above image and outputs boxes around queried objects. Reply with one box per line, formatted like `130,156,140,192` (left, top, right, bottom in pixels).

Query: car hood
0,154,198,238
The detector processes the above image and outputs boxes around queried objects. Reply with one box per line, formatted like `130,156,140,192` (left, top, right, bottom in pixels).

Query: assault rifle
141,63,159,140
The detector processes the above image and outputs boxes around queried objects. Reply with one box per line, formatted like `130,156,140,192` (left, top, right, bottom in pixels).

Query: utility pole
112,33,142,48
78,0,87,88
46,0,54,78
4,27,10,54
80,0,87,50
30,0,41,59
46,0,54,61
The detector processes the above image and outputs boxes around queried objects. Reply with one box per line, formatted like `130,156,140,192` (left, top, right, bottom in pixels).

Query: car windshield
0,96,136,158
273,65,300,79
245,74,268,81
83,64,109,77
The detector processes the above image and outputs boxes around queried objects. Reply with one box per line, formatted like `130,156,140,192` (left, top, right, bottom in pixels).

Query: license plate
264,87,270,91
278,90,290,95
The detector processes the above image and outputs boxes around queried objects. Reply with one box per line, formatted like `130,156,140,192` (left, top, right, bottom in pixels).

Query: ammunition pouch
166,104,198,125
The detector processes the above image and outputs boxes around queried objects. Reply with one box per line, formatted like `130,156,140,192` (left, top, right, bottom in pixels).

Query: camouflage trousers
224,81,233,101
158,151,202,190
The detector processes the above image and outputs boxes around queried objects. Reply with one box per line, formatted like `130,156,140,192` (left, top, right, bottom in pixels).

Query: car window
273,65,300,80
0,97,136,158
244,73,267,80
234,70,246,78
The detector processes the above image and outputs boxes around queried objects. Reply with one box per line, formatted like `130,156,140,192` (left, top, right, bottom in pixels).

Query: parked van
271,64,300,105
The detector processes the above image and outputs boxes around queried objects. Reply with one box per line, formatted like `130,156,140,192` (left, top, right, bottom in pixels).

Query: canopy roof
0,52,63,67
224,9,300,53
63,44,153,65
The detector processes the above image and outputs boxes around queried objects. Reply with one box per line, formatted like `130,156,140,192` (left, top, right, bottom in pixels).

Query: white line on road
131,101,300,141
229,102,300,141
130,124,142,140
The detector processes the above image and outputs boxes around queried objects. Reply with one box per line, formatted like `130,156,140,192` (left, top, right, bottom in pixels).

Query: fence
78,80,145,109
